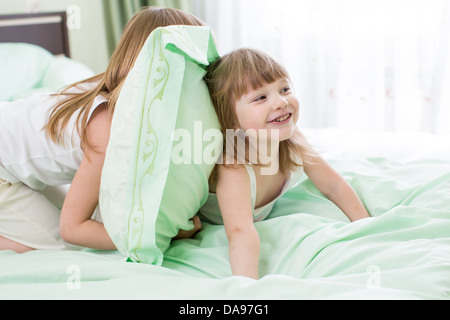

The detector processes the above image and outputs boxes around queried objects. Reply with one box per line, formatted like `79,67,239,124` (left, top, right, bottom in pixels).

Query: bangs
232,49,290,100
207,48,291,104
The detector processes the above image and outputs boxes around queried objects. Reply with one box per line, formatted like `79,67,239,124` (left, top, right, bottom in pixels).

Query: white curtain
193,0,450,134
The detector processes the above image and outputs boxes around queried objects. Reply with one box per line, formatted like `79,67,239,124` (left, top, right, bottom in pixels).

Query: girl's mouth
268,113,292,124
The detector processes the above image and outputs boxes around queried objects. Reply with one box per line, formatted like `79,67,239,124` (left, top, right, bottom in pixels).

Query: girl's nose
273,95,288,110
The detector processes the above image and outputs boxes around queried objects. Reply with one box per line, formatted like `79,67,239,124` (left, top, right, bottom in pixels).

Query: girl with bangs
0,7,204,253
200,48,370,279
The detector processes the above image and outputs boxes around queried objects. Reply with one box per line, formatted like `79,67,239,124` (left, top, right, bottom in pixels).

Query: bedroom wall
0,0,109,74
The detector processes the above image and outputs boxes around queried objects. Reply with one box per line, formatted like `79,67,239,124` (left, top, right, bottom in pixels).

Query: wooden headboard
0,12,70,57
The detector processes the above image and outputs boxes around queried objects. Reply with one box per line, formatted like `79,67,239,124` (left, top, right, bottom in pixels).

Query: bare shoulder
215,164,253,226
85,103,112,155
215,164,251,198
216,164,249,187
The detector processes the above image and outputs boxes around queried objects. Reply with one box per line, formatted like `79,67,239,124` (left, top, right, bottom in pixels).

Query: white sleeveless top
0,85,107,190
198,163,304,225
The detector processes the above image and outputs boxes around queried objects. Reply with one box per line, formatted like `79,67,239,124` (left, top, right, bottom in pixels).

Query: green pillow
41,56,94,90
0,43,53,101
11,56,95,100
99,26,221,265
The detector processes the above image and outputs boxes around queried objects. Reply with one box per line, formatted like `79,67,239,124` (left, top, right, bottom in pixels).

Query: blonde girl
200,48,370,279
0,7,204,253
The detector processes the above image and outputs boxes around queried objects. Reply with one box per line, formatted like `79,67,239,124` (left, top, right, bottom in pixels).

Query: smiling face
234,78,299,141
205,48,301,168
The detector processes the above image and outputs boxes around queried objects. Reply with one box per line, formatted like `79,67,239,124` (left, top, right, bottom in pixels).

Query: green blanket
0,129,449,300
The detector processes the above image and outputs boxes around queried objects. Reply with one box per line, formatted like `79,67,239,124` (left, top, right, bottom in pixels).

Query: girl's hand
173,215,202,240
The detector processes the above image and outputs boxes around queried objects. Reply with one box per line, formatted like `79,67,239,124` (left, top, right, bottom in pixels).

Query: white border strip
0,16,61,28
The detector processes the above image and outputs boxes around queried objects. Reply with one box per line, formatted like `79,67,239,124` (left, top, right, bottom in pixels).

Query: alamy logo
171,121,280,175
66,5,81,30
66,265,81,290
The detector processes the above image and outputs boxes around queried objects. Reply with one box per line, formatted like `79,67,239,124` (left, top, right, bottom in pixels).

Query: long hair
45,6,206,150
205,48,316,183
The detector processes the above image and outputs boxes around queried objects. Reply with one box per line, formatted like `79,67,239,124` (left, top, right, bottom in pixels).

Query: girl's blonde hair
205,48,316,181
45,6,206,150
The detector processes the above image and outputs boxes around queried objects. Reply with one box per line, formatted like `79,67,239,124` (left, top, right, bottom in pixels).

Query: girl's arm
59,103,116,250
304,155,370,222
216,165,260,279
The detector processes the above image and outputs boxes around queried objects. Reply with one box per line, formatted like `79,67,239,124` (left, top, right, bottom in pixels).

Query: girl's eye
253,95,266,102
281,87,291,94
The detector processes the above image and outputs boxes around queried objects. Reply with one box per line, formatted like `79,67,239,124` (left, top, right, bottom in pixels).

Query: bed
1,12,449,301
0,12,93,102
0,12,70,56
